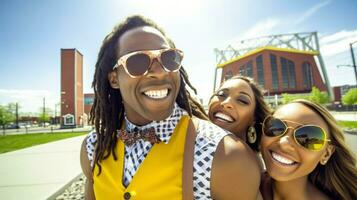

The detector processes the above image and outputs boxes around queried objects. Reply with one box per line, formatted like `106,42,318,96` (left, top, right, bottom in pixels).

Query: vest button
124,192,131,200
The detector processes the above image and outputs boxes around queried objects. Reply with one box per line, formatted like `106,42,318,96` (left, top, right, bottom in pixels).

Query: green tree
7,103,16,113
0,105,15,134
281,93,309,104
309,87,329,104
281,93,294,104
342,88,357,105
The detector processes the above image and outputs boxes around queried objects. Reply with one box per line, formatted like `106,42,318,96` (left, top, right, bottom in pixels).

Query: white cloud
320,30,357,56
320,30,357,43
295,0,332,25
241,18,281,40
218,18,282,50
318,29,357,86
233,0,331,43
0,89,59,114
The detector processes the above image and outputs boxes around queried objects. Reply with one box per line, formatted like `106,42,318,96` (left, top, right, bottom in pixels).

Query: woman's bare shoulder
211,135,261,200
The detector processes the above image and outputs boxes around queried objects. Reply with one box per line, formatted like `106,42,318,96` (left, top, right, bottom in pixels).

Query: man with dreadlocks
80,15,261,200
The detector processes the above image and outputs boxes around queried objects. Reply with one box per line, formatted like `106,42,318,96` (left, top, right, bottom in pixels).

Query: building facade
84,93,94,121
60,49,84,128
333,84,357,103
219,47,327,95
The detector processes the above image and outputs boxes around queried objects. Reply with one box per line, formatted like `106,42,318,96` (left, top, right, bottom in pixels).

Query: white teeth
271,152,295,165
214,112,234,122
144,89,168,99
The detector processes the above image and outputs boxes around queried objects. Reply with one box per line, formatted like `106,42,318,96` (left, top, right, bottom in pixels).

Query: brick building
218,46,327,95
84,93,94,121
60,49,85,128
332,85,357,103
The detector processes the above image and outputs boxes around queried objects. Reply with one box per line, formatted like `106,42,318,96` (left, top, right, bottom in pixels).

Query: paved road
1,126,93,136
330,111,357,121
345,133,357,156
0,135,86,200
330,112,357,155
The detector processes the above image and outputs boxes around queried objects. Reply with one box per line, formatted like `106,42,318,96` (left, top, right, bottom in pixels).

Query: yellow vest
93,116,189,200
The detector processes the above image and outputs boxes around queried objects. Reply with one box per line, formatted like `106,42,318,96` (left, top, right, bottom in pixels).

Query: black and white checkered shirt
86,103,230,199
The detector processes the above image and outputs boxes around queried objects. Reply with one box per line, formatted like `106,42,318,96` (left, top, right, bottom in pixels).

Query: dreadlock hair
90,15,208,175
284,99,356,200
209,75,271,151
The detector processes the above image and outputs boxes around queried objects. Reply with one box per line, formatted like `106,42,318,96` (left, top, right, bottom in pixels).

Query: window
237,60,253,78
63,114,74,125
280,57,296,89
281,58,289,89
270,54,279,90
225,70,233,80
239,65,246,76
66,117,74,125
246,61,253,78
84,96,94,105
256,55,264,86
288,60,296,88
302,62,312,88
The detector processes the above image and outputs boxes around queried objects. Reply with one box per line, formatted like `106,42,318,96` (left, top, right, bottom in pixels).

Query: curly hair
90,15,208,175
285,99,357,200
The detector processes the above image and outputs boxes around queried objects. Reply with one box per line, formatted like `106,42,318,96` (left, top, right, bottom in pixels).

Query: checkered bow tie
117,127,161,146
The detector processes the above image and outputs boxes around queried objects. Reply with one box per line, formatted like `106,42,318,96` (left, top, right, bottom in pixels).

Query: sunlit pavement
330,112,357,155
0,135,86,200
345,133,357,156
1,125,93,136
330,111,357,121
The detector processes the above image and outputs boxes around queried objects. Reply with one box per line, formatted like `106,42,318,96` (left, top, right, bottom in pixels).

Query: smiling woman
260,99,357,200
208,75,271,151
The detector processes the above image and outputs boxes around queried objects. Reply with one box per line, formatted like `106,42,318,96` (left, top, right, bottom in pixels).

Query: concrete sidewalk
0,135,86,200
330,111,357,121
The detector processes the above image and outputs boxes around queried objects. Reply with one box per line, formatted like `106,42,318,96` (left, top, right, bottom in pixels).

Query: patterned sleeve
193,119,231,199
85,131,97,168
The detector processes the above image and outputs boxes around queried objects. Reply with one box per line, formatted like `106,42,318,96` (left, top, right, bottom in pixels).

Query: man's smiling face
111,26,180,125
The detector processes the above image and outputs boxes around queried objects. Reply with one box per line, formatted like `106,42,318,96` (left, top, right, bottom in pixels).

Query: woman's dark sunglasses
112,48,183,78
262,116,330,151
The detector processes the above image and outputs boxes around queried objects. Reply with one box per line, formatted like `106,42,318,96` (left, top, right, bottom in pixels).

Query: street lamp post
43,97,46,127
54,104,57,126
16,103,19,132
337,41,357,85
54,103,60,126
350,41,357,85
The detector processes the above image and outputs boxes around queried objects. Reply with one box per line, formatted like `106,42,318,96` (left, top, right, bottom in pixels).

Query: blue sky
1,0,357,114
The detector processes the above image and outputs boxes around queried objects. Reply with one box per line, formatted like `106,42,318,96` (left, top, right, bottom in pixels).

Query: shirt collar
124,103,187,144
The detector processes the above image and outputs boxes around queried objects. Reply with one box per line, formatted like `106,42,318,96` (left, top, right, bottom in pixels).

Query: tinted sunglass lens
161,49,183,71
126,53,151,76
295,126,325,150
264,117,286,137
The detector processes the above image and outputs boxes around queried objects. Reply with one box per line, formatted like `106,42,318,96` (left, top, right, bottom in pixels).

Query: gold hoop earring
247,126,257,144
320,160,328,165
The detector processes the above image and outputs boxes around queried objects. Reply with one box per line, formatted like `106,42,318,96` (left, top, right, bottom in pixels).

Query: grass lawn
338,121,357,129
0,131,88,154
